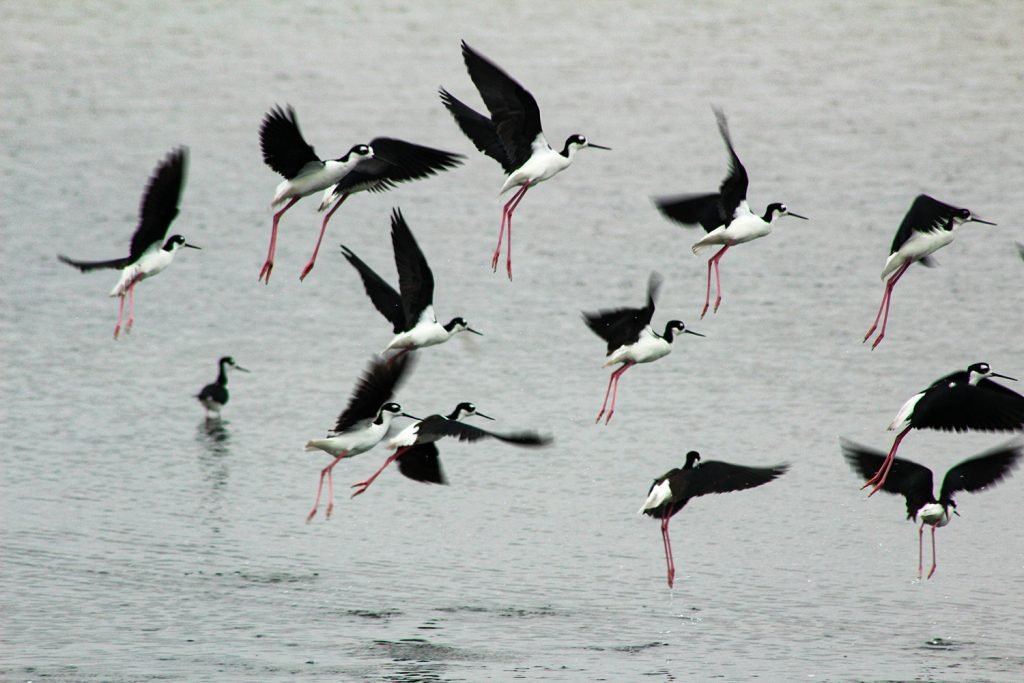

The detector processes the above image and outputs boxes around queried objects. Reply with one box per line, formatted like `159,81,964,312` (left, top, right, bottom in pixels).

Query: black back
328,138,463,196
890,195,971,254
58,147,188,271
260,105,321,179
644,453,788,520
583,273,661,354
911,370,1024,432
653,108,749,233
331,354,414,433
458,41,543,171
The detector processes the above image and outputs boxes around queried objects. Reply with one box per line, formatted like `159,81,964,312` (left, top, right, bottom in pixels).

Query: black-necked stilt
58,147,198,339
583,273,703,424
258,105,463,283
863,362,1024,495
863,194,996,349
439,40,609,280
350,402,552,497
654,108,806,318
196,356,249,419
341,208,482,359
842,438,1021,578
303,354,417,522
639,451,788,588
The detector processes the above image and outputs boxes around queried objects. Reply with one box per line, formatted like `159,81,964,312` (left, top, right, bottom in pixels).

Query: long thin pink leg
494,183,529,276
595,372,617,424
350,447,410,498
711,245,730,314
114,294,127,339
604,362,634,425
864,426,911,493
918,522,925,578
300,194,348,281
701,245,730,319
864,262,909,347
306,451,348,523
124,277,141,335
927,526,938,579
261,196,300,284
871,264,909,349
504,183,530,280
662,515,675,588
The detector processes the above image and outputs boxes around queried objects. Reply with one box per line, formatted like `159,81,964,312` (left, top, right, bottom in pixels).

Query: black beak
234,365,250,373
684,329,706,337
991,372,1017,382
474,412,495,421
467,327,484,336
184,242,202,250
786,212,809,220
587,143,611,150
400,412,421,421
969,216,996,226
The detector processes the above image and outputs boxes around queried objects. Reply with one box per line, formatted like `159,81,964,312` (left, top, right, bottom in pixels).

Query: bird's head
339,143,373,163
164,234,201,252
954,207,996,227
221,356,250,373
563,134,611,156
967,362,1017,385
763,203,808,223
450,402,493,421
664,320,704,341
445,317,483,336
684,451,701,468
378,402,417,422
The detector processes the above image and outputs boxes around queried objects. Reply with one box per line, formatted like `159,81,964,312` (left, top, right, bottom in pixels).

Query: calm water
4,2,1024,681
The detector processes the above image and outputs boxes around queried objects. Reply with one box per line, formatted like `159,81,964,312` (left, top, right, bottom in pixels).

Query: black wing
939,442,1022,503
712,108,749,225
332,354,414,433
196,382,227,405
341,246,406,333
58,147,187,271
396,442,448,485
889,195,965,255
840,438,934,519
260,105,321,180
645,461,788,520
653,193,725,233
912,378,1024,432
582,273,661,353
416,415,552,447
389,208,434,326
460,41,542,172
439,87,514,172
329,138,464,196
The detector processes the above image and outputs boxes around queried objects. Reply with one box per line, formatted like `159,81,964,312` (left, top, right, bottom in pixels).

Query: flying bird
58,147,198,339
258,105,463,283
583,273,703,424
863,194,995,349
440,40,609,279
842,438,1022,578
303,354,416,522
341,208,482,360
654,108,806,318
350,402,552,497
196,356,249,419
862,362,1024,494
640,451,789,588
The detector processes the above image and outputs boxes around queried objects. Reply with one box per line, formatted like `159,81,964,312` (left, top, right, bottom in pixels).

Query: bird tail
304,440,325,452
317,186,338,212
638,480,672,514
108,265,141,297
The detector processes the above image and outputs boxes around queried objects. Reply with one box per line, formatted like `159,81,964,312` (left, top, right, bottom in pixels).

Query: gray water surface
4,2,1024,681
